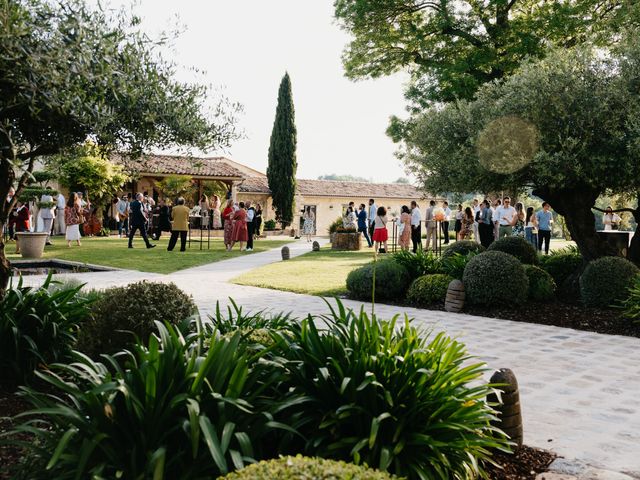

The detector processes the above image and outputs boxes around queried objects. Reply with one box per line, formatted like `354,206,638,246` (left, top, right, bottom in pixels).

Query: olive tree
401,43,640,262
0,0,240,295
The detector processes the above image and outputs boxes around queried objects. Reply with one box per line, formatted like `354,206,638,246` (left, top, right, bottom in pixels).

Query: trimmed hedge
524,265,556,302
407,274,454,306
346,260,410,301
540,251,583,287
77,281,197,357
219,456,400,480
463,251,529,305
487,236,538,265
442,240,485,259
579,256,640,308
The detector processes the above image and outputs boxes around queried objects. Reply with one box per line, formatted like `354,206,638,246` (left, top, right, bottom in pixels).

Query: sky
104,0,409,183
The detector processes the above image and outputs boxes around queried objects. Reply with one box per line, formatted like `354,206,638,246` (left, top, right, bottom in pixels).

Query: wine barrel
487,368,523,448
444,279,465,313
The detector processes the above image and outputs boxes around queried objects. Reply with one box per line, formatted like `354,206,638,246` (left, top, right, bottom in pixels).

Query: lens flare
477,116,539,174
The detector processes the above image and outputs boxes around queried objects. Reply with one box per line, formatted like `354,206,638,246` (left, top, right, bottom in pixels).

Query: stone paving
21,239,640,477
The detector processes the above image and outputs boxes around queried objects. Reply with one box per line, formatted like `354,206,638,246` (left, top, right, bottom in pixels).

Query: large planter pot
332,232,361,250
16,232,49,259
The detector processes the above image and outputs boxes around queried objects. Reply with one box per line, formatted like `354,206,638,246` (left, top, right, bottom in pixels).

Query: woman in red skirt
222,199,234,251
372,206,389,255
231,201,248,251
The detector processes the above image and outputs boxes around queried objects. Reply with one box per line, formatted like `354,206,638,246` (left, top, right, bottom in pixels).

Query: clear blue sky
103,0,409,183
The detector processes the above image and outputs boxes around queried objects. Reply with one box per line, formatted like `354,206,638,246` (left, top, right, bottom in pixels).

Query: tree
267,73,298,227
50,145,129,219
156,175,197,203
0,0,239,296
318,174,370,182
400,44,640,263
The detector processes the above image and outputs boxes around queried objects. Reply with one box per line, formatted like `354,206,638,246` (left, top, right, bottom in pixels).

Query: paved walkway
21,240,640,476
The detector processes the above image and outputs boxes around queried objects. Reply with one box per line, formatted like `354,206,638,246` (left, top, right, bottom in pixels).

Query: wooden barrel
444,279,465,312
281,246,290,260
487,368,523,448
312,241,320,251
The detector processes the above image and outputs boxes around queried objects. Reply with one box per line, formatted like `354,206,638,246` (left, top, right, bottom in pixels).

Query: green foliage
318,173,370,182
539,249,584,287
267,303,509,478
0,275,92,386
346,260,410,301
442,240,485,259
439,252,477,280
77,281,197,357
406,274,454,307
264,219,277,231
391,249,441,281
463,252,529,306
10,323,280,479
579,256,640,308
207,299,291,335
523,265,557,302
267,73,297,227
328,216,345,234
219,456,400,480
156,174,196,201
619,274,640,321
487,236,538,265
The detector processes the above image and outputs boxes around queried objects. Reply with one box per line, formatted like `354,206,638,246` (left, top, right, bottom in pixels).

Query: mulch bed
0,385,557,480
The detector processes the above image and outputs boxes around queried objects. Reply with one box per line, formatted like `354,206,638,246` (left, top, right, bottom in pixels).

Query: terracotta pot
16,232,49,259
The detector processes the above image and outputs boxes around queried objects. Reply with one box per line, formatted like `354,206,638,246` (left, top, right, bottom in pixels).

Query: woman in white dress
603,206,621,231
302,206,315,242
64,192,84,247
211,194,222,229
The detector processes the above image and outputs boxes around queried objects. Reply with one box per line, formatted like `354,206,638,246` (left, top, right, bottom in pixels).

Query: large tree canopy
401,42,640,262
0,0,240,295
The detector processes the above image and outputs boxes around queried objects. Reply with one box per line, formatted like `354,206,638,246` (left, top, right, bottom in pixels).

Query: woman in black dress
253,204,263,239
153,199,172,240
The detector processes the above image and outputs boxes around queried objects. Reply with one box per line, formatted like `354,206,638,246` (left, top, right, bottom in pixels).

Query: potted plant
15,172,58,258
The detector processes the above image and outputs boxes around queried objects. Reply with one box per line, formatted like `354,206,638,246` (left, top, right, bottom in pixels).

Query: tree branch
593,206,639,215
16,145,59,161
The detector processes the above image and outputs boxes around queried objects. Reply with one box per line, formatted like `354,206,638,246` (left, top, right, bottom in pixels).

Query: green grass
232,247,375,296
7,235,292,274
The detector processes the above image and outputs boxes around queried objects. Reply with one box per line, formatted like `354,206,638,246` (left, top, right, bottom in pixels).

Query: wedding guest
368,198,377,239
441,201,452,244
424,200,437,251
343,205,357,230
460,207,474,240
116,195,129,238
478,200,494,248
399,205,412,251
222,199,234,251
231,201,248,251
357,203,372,247
472,198,481,244
525,206,538,248
372,206,389,255
410,200,422,253
254,204,263,237
64,192,83,248
211,194,222,229
603,206,621,231
167,197,189,252
246,201,256,251
199,194,209,217
12,200,30,253
54,190,66,235
512,202,525,237
454,204,463,240
536,202,553,254
39,187,55,245
302,206,315,242
154,198,172,240
128,193,155,249
492,198,501,240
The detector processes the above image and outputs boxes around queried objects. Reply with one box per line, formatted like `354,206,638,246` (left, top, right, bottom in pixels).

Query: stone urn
332,231,361,250
15,232,49,259
312,241,320,252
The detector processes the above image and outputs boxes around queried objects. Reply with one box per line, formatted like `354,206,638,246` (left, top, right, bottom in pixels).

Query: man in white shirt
39,188,55,245
246,201,255,251
492,198,501,240
424,200,437,251
368,198,377,239
472,198,481,244
495,197,517,238
441,201,452,245
116,195,129,238
55,191,66,235
410,200,422,253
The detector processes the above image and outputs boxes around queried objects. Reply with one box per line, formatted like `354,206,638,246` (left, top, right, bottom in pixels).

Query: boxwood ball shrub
406,274,454,307
267,303,510,479
442,240,485,259
346,259,410,301
487,236,538,265
540,250,583,287
523,265,557,302
579,256,640,308
463,251,529,305
77,281,197,357
219,456,400,480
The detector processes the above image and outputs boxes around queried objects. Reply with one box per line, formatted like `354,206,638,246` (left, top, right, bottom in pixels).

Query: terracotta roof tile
239,177,426,199
114,154,245,179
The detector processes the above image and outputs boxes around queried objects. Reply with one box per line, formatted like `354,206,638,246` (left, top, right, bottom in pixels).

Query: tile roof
114,154,245,179
239,177,426,199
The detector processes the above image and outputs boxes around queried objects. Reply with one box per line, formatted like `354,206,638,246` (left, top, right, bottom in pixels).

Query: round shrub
463,251,529,306
346,259,410,301
407,274,454,306
540,251,583,286
487,236,538,265
220,456,399,480
579,256,640,308
524,265,556,302
442,240,485,259
77,281,197,357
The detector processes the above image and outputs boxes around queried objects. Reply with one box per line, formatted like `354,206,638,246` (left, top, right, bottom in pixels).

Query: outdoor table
596,230,634,258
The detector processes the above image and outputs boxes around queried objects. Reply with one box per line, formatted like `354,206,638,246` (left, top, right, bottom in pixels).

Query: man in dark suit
128,193,155,249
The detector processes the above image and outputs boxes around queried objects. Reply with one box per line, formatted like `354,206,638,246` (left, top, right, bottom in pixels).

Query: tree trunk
627,200,640,265
0,222,11,299
532,186,616,261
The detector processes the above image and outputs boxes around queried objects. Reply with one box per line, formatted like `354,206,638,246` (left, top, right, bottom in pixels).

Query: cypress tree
267,72,297,227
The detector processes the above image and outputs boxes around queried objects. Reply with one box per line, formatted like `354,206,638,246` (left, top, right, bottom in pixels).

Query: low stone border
536,459,640,480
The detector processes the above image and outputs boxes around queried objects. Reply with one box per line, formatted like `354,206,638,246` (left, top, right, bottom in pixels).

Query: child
372,206,388,255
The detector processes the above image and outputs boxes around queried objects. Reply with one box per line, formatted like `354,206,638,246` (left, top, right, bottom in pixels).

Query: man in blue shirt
536,202,553,254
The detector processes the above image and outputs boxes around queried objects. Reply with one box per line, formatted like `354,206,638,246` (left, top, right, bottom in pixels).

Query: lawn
232,238,576,297
6,235,292,274
232,247,376,296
